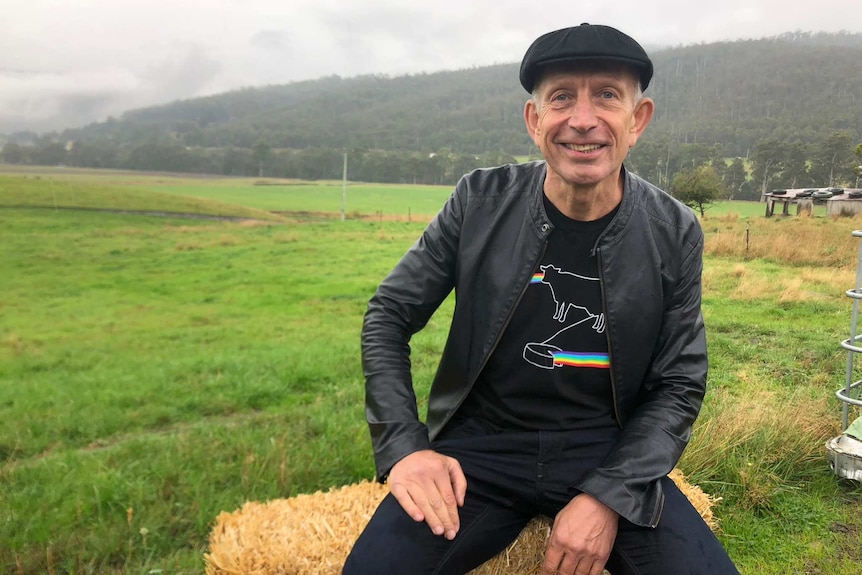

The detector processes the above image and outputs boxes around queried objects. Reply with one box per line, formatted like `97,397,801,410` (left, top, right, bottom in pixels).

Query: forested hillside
3,32,862,197
647,33,862,155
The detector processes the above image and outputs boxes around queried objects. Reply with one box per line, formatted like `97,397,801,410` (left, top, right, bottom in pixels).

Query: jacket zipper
596,248,622,428
598,239,664,528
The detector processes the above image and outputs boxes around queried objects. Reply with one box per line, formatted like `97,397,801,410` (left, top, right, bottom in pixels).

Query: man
344,24,739,575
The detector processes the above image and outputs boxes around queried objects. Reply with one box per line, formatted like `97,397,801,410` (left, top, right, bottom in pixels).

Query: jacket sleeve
577,231,707,528
360,186,465,481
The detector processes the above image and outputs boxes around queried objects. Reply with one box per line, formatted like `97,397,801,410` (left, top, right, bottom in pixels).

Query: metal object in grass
829,230,862,480
826,432,862,482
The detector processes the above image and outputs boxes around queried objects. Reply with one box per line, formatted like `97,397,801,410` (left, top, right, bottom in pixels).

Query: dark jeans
343,417,740,575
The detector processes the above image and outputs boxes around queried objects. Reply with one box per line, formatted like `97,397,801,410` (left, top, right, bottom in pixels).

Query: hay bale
205,469,716,575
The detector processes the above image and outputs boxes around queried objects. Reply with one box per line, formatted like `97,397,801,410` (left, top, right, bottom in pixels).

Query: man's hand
387,449,467,540
541,493,619,575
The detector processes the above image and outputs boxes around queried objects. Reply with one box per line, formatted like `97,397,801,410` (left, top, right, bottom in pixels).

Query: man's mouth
562,143,603,152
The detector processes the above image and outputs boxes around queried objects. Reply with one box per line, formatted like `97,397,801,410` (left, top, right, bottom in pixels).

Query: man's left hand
541,493,619,575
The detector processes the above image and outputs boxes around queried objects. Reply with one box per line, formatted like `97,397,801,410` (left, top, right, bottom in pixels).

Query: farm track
2,205,434,223
0,204,271,222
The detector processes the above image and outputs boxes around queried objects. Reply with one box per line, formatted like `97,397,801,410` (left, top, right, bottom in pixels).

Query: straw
205,469,717,575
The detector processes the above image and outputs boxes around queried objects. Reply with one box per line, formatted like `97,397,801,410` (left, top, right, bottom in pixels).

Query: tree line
4,129,859,196
626,130,862,200
0,139,517,186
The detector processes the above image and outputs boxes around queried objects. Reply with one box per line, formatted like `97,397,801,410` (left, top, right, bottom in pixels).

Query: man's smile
561,143,604,153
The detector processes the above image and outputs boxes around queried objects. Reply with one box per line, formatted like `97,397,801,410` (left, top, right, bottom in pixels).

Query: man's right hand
387,449,467,541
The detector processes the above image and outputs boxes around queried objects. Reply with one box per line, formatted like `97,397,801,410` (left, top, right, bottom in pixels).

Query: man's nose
567,97,598,132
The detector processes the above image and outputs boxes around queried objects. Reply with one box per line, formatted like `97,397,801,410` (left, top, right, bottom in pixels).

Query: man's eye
600,91,617,100
552,94,569,102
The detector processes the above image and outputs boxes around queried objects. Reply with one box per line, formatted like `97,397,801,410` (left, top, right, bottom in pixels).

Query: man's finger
448,459,468,507
431,474,461,539
576,560,603,575
558,554,578,575
541,546,563,575
389,482,424,523
403,475,450,537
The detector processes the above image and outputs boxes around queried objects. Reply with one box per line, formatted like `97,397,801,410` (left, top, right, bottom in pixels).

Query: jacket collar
528,161,638,249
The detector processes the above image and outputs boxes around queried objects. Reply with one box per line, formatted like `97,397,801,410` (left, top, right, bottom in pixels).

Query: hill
3,31,861,192
58,31,862,157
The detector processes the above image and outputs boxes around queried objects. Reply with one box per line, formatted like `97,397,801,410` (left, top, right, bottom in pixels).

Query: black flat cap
519,23,653,93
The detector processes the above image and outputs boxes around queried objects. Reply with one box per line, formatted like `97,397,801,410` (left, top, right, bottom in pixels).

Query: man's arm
361,186,464,476
578,231,708,528
360,185,467,536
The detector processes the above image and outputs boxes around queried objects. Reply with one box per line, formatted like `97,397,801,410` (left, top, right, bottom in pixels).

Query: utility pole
341,152,347,222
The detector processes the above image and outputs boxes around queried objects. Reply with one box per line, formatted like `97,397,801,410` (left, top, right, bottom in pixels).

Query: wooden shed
827,193,862,217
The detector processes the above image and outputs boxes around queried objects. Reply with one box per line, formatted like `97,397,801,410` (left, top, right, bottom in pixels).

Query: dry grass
703,217,862,269
787,268,857,302
174,235,247,250
273,232,300,244
237,220,279,228
0,333,26,356
702,260,853,302
205,471,714,575
174,242,204,251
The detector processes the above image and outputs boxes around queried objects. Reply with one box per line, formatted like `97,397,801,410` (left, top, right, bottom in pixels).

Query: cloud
0,68,138,132
0,0,860,134
138,44,223,104
0,44,223,133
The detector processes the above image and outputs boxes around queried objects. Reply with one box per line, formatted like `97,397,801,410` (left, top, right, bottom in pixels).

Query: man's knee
343,494,441,574
609,478,739,575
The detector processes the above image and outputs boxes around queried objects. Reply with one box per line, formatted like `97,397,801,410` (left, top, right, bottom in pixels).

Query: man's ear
628,97,655,147
524,99,541,147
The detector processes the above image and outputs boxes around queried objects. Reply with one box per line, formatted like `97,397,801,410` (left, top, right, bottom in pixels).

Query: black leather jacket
361,161,707,528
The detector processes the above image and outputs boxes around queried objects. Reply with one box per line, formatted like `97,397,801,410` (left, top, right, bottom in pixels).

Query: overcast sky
1,0,860,134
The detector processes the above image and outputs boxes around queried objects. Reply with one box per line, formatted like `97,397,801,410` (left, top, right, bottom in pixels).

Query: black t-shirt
459,195,618,431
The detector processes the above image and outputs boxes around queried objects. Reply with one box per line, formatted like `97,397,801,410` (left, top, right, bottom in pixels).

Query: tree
124,143,193,172
252,139,272,177
670,165,726,217
67,141,117,168
750,139,787,198
723,158,747,200
32,142,68,166
809,130,856,186
780,142,812,189
855,142,862,187
1,143,24,164
221,147,254,176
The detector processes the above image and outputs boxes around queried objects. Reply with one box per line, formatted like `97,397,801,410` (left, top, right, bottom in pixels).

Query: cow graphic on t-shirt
523,264,608,370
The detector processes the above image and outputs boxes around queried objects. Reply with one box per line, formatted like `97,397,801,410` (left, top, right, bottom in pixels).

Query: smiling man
343,24,740,575
525,60,653,220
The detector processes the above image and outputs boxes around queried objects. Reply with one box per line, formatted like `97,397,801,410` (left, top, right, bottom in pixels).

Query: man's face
524,64,654,192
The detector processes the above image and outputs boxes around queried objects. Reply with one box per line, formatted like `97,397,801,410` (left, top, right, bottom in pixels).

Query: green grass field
0,163,792,221
2,167,862,574
0,165,452,219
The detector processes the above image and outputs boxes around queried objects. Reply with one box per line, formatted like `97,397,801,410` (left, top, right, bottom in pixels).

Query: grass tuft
682,390,839,512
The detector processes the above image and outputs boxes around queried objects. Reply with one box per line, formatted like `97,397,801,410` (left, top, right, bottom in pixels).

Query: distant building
764,188,862,217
